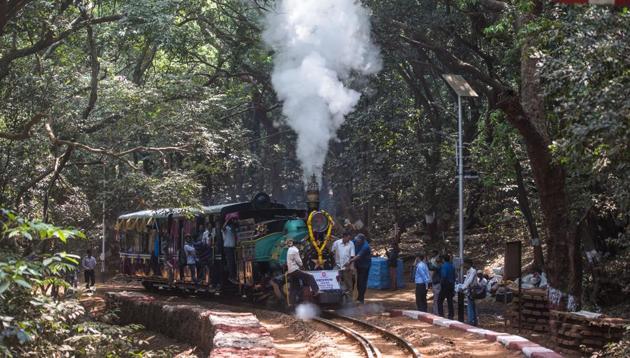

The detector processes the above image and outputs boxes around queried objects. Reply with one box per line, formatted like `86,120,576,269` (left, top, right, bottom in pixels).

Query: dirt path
364,314,521,358
84,282,529,357
362,286,575,357
84,282,314,357
132,331,204,357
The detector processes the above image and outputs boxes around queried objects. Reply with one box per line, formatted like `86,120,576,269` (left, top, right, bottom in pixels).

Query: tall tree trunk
512,150,544,271
497,57,581,311
493,0,581,310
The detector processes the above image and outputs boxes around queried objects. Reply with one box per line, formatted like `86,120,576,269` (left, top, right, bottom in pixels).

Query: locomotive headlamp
310,212,329,233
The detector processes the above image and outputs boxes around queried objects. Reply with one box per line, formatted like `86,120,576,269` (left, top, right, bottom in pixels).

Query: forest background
0,0,628,319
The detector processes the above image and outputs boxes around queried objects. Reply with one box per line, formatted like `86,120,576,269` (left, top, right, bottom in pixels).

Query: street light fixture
442,74,478,322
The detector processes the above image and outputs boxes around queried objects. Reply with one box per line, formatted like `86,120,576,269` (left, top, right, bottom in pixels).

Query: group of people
330,231,373,303
179,220,238,287
278,230,373,305
414,251,483,326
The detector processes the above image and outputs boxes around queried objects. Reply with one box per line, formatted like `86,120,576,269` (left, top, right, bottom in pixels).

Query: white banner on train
306,270,340,290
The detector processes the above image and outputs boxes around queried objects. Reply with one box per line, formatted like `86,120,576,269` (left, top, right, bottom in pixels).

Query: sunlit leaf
14,279,31,289
0,280,10,294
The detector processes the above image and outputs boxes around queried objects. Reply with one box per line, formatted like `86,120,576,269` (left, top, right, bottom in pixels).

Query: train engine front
241,176,344,308
284,175,344,306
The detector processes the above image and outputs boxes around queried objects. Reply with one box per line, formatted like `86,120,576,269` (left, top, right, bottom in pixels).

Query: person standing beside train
430,255,443,314
386,242,400,290
459,258,479,326
82,249,97,290
211,222,224,290
347,233,371,304
222,219,237,284
414,253,431,312
331,230,355,299
286,239,319,305
438,254,456,319
195,226,212,284
184,236,198,284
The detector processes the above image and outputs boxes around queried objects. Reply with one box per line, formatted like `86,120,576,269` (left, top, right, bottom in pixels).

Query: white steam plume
263,0,381,182
295,303,320,320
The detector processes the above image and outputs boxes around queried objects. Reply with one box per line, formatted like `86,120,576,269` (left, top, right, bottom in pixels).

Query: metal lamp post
101,162,106,283
442,74,478,322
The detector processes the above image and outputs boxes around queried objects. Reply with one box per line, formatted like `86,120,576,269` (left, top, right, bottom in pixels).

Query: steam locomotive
115,180,344,307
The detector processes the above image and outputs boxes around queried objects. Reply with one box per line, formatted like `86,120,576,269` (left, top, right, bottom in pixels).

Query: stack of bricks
209,311,276,357
505,288,550,334
549,310,628,356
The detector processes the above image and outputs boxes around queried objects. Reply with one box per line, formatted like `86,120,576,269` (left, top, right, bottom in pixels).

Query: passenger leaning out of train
184,236,198,284
331,230,355,298
222,219,238,284
286,239,319,305
194,229,213,284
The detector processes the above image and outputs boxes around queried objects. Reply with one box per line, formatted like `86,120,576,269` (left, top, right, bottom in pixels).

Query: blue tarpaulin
367,257,405,289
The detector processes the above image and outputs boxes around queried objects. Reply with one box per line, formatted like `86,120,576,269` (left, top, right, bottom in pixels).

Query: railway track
315,311,420,358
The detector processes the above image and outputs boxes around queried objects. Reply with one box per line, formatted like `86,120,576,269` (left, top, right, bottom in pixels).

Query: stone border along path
389,309,562,358
106,291,276,357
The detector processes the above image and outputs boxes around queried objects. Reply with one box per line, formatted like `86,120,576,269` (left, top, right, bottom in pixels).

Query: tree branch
478,0,509,12
82,114,122,134
44,122,191,168
393,20,506,95
0,14,122,79
0,112,46,140
0,0,32,36
14,165,54,208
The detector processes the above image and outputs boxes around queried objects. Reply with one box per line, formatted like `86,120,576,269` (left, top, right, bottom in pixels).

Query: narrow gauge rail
316,311,421,358
313,316,381,358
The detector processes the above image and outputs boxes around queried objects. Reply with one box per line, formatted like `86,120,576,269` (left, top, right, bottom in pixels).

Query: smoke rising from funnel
263,0,381,182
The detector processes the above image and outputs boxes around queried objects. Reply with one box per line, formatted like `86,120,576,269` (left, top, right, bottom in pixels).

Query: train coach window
141,232,150,254
119,231,126,250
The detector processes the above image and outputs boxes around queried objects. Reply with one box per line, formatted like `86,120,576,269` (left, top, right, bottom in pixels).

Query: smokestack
306,174,320,213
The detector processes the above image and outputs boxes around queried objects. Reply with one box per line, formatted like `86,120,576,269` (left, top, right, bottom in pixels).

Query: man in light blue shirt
414,253,431,312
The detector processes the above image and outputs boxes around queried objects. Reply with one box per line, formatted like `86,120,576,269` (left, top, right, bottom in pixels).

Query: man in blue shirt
414,253,431,312
348,234,371,303
438,254,456,319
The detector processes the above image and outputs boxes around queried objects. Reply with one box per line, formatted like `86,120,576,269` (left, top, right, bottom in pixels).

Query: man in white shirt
82,249,97,289
201,224,210,245
331,231,355,297
201,223,216,246
285,239,319,305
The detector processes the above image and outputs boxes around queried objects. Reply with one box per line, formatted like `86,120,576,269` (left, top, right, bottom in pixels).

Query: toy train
115,182,345,307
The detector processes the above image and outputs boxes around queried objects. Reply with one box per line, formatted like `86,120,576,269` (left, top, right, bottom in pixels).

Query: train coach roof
201,202,248,214
117,207,200,220
117,201,291,220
